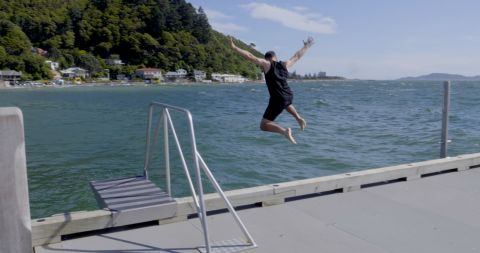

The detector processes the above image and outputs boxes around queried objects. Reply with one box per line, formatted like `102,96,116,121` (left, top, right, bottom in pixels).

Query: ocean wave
315,99,329,106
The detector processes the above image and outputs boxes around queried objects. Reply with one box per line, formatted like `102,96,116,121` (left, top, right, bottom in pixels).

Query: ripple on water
315,99,329,107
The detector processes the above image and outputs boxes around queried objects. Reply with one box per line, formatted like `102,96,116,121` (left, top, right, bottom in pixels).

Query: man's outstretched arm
285,37,314,69
230,38,269,71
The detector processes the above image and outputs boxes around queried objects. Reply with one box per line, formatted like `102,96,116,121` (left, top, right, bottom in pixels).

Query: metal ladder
144,102,257,253
91,102,256,252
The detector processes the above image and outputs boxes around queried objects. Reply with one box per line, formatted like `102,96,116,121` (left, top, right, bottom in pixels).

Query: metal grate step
198,238,257,253
90,175,177,226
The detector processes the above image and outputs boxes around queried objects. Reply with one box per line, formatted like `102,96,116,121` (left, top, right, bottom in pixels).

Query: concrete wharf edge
31,152,480,246
0,107,32,253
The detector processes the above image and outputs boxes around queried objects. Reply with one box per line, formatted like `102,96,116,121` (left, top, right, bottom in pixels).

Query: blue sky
189,0,480,79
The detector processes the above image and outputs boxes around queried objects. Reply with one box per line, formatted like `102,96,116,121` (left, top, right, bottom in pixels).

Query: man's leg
260,118,296,144
286,105,306,130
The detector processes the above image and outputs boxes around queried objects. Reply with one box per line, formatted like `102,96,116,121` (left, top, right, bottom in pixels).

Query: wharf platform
36,159,480,253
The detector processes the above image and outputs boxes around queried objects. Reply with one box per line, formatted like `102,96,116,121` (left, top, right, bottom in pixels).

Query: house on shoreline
193,70,206,82
132,68,248,83
212,73,246,83
60,67,89,79
0,70,22,82
135,68,162,80
164,69,187,81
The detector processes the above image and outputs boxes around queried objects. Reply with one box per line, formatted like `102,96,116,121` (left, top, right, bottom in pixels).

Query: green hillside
0,0,262,80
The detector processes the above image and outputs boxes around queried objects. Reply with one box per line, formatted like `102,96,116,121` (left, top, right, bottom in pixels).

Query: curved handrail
142,102,256,253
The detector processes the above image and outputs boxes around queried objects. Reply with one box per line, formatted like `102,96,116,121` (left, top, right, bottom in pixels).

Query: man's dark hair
264,51,276,60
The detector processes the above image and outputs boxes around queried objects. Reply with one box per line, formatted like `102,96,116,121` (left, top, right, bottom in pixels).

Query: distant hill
0,0,262,80
398,73,480,81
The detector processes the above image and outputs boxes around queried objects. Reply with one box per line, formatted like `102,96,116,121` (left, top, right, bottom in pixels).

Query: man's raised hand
303,37,314,47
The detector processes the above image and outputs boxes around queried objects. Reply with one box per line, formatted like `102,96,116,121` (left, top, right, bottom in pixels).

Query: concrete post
440,81,450,158
0,107,32,253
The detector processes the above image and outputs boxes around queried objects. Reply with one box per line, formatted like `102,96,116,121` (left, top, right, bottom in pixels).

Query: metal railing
440,81,450,158
143,102,256,253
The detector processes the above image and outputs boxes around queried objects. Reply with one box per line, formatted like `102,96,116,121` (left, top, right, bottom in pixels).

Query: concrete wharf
35,155,480,253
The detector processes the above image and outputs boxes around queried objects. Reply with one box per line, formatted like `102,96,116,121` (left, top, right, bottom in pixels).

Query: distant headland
398,73,480,81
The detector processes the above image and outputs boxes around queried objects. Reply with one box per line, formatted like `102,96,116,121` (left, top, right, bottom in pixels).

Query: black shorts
263,97,293,121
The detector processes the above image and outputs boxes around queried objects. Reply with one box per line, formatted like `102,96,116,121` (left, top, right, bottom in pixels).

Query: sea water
1,80,480,218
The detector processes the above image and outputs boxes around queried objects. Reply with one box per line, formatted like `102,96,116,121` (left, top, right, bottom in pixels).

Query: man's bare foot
284,128,297,144
297,118,307,131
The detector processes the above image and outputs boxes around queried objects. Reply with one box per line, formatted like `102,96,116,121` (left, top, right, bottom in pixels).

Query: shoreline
3,79,472,90
0,81,260,89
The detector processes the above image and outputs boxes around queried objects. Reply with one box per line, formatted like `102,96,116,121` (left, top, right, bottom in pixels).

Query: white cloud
203,8,231,20
293,6,308,12
203,8,248,34
242,2,336,34
212,22,248,33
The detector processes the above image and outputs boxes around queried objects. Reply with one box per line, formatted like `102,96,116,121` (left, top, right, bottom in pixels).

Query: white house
105,58,124,66
45,61,60,71
212,73,246,83
116,74,127,80
135,68,162,80
193,70,206,82
165,69,188,81
60,67,89,79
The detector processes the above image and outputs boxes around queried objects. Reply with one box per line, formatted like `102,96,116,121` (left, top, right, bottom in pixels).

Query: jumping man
230,37,314,144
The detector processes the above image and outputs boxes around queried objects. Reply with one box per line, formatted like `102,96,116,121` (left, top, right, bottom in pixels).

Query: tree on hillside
77,53,102,76
22,53,52,80
0,19,51,79
193,7,211,43
0,19,31,55
0,0,263,80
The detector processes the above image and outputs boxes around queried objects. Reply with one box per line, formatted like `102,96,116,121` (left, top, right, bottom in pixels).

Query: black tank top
264,61,293,100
